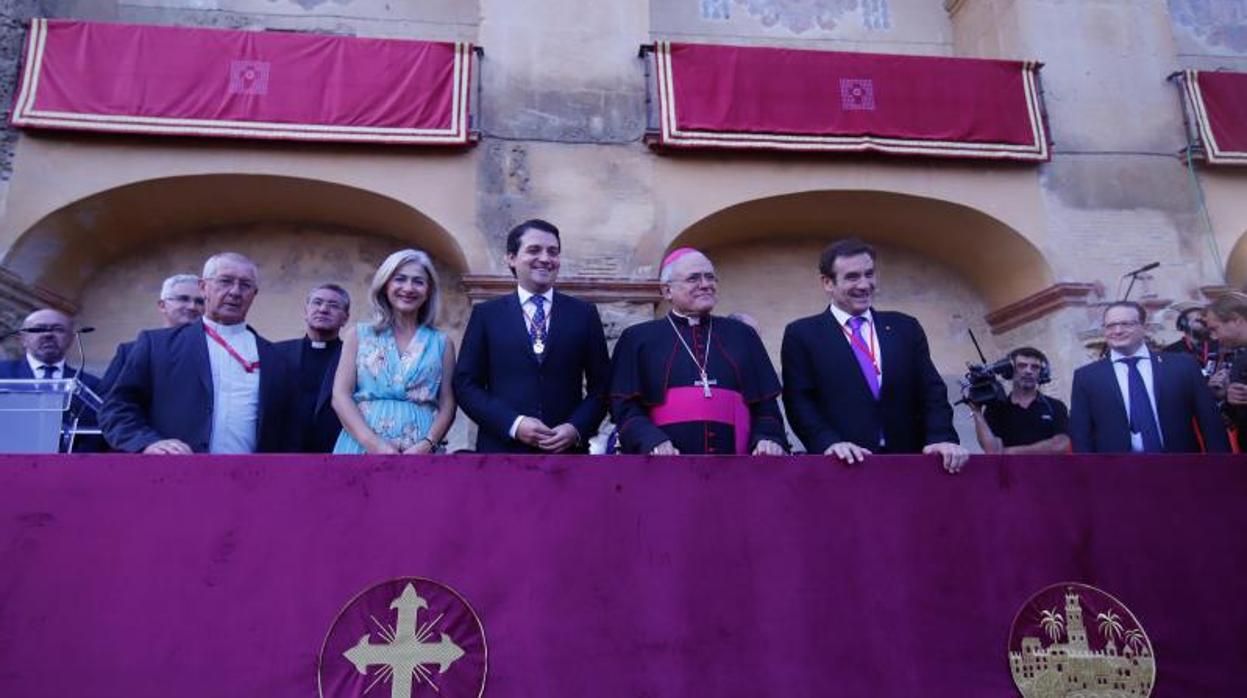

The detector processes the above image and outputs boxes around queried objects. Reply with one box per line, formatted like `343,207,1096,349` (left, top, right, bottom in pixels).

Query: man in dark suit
101,252,289,454
98,273,203,397
275,283,350,453
781,238,968,472
1,308,104,452
1071,301,1229,453
453,219,610,453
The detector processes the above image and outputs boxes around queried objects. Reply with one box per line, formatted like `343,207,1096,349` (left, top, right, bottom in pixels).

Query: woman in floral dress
331,249,456,454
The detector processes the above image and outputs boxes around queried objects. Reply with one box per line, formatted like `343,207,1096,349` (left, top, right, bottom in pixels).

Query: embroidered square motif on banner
839,77,875,111
228,60,271,96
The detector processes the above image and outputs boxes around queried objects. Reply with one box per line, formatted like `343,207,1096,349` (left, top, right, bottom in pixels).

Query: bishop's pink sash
649,386,751,454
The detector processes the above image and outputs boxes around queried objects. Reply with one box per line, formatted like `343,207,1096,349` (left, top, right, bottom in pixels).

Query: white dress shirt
509,286,556,440
828,305,884,385
203,317,260,454
1109,345,1164,453
25,354,67,379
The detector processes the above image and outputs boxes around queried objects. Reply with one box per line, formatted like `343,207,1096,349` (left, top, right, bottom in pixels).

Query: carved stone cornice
461,275,663,305
0,267,76,315
984,282,1098,334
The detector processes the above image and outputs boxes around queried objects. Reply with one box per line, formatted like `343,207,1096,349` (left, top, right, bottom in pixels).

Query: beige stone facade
2,0,1244,451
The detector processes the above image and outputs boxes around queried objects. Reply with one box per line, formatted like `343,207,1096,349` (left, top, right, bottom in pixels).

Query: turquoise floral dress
332,323,446,453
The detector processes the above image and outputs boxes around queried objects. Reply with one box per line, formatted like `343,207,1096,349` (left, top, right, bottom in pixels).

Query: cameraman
969,347,1070,454
1205,292,1247,451
1163,303,1217,371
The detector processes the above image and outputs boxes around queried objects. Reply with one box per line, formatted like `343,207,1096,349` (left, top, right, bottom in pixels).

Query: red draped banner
1179,69,1247,165
1,454,1243,697
652,41,1050,161
10,19,473,145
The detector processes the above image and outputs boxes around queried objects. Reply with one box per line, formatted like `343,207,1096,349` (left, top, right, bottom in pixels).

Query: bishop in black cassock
609,248,787,456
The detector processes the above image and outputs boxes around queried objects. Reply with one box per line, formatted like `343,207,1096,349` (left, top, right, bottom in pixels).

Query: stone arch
663,189,1055,313
1,174,474,374
2,173,470,304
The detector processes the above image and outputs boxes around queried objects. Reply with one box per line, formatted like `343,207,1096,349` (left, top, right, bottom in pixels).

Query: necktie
847,316,881,400
39,364,56,379
1120,357,1163,453
526,295,546,358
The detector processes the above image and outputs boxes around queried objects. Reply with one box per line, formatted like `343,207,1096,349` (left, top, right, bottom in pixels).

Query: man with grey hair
98,273,203,396
610,247,788,455
101,252,290,454
275,283,350,452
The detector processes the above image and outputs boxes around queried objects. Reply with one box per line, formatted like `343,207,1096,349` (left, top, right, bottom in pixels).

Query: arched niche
2,175,471,372
2,174,470,302
666,190,1055,313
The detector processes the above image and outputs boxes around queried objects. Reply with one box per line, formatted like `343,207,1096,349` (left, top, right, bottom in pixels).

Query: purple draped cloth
0,454,1244,697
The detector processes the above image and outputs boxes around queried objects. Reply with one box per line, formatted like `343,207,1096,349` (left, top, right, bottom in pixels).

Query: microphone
1120,262,1161,301
1123,261,1160,277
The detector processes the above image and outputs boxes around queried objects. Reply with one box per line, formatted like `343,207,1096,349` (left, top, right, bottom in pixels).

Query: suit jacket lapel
1149,353,1171,440
545,291,566,357
872,311,893,401
186,321,213,397
255,331,276,429
1098,358,1130,427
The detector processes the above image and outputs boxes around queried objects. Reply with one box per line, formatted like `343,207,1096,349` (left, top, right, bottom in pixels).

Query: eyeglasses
309,298,346,312
208,276,257,293
22,324,69,335
163,294,206,306
673,272,718,285
1104,321,1142,332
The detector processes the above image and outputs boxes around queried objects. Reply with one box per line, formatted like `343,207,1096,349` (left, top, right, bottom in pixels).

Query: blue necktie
1120,357,1163,453
39,365,56,379
526,296,546,349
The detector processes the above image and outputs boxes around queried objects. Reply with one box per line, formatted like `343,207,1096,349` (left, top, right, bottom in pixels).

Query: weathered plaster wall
1,0,1243,442
652,0,952,55
951,0,1221,314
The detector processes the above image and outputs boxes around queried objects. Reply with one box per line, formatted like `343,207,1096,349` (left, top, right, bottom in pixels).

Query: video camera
960,357,1011,406
957,330,1051,407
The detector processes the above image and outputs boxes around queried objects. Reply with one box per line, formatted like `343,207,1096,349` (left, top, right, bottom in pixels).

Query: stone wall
1,0,1244,449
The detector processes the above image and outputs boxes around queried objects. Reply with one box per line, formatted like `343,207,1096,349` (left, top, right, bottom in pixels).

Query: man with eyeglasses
1,308,104,451
1069,301,1227,453
101,252,290,454
609,247,787,455
98,274,203,396
275,284,350,453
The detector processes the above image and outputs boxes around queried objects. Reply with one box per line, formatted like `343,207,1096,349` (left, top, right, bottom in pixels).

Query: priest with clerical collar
275,283,351,453
609,248,788,455
101,251,289,454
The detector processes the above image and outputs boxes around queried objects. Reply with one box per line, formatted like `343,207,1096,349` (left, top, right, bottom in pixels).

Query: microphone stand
64,327,101,453
1120,261,1161,301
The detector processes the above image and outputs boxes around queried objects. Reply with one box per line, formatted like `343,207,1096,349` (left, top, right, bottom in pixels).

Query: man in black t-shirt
970,347,1070,454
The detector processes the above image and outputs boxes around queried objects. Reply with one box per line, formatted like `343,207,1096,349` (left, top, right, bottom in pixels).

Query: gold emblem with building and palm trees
1008,583,1154,698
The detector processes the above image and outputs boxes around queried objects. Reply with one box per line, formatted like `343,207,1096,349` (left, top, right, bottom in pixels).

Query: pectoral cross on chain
696,371,717,398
